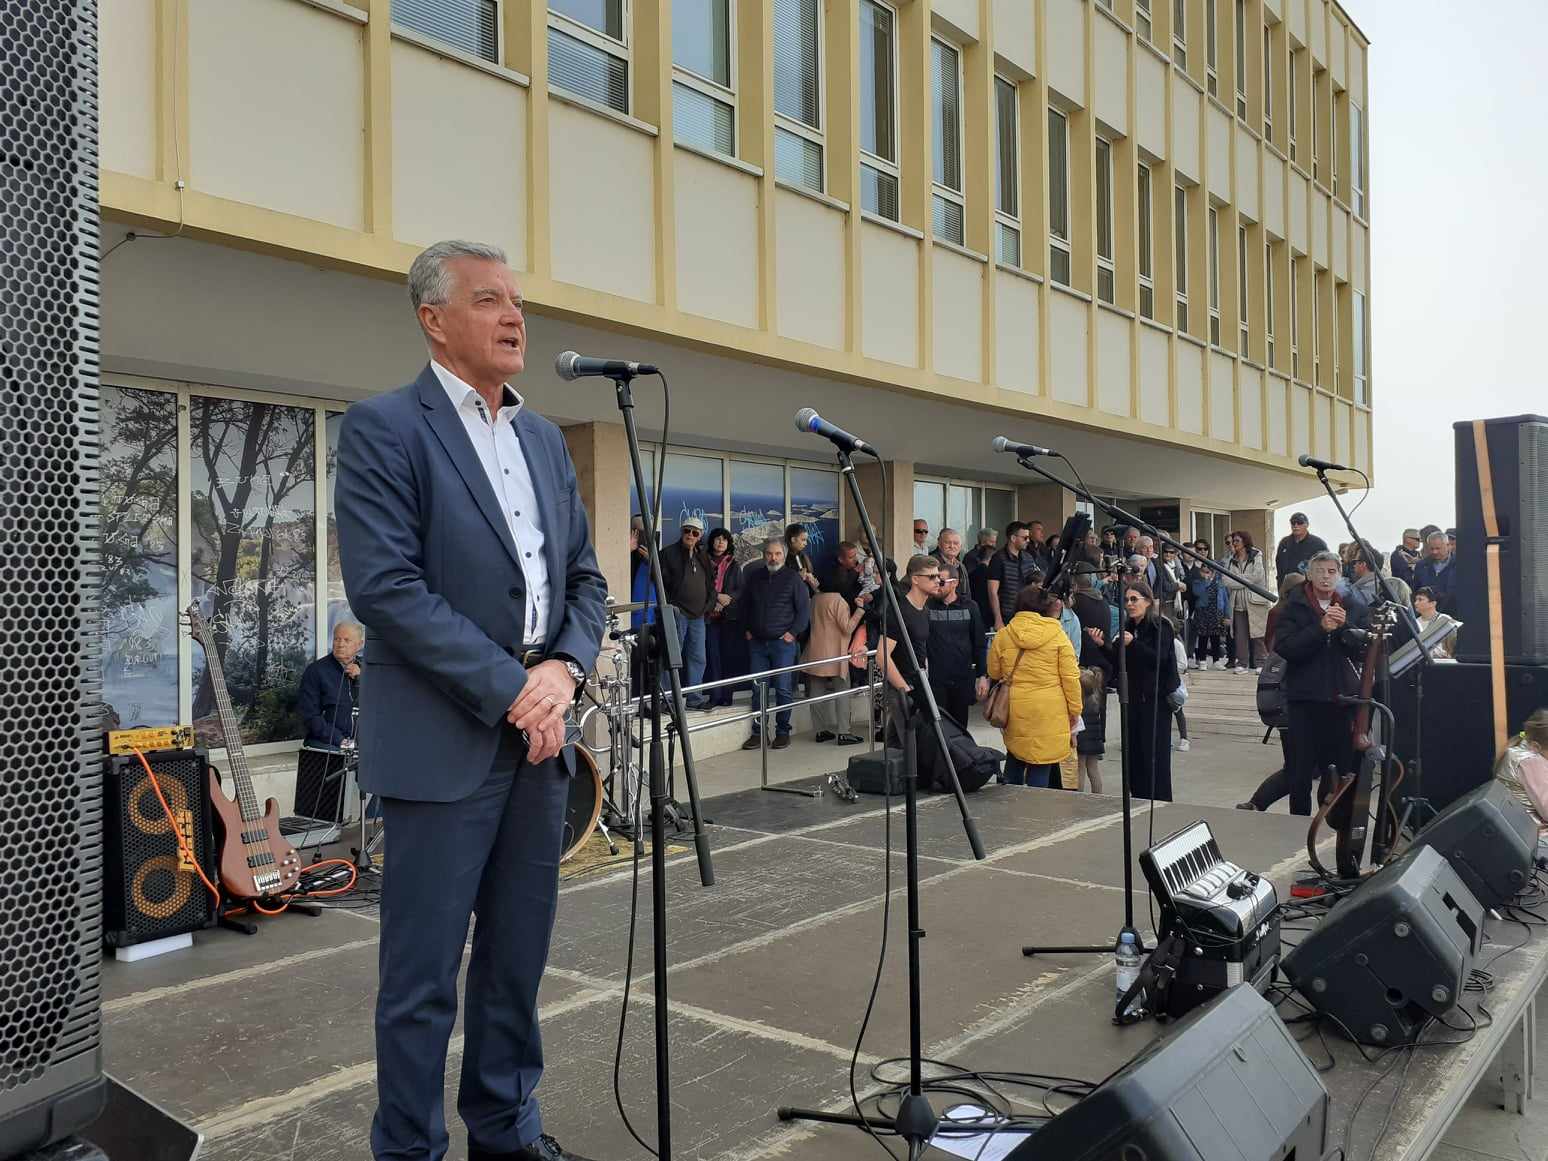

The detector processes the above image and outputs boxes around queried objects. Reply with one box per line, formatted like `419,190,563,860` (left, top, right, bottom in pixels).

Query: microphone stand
1013,451,1274,962
778,443,986,1159
609,366,715,1161
1309,467,1435,844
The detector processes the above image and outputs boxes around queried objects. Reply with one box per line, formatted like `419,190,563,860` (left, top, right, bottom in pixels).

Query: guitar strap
1471,420,1509,760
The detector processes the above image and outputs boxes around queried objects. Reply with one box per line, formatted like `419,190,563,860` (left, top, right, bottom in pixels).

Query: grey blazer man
337,317,606,1157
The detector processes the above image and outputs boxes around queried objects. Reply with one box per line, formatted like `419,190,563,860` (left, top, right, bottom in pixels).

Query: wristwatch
556,656,588,689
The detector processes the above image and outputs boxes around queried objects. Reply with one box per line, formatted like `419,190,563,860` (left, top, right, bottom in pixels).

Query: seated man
298,620,363,748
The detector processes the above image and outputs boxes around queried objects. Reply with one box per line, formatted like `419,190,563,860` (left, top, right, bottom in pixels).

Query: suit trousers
371,730,569,1161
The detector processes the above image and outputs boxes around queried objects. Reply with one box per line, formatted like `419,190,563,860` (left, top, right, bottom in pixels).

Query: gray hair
1306,550,1341,571
1424,530,1447,546
1126,554,1148,571
763,537,786,553
333,620,365,640
407,240,509,310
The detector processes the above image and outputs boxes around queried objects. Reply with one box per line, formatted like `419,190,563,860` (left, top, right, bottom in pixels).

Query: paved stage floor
98,779,1548,1160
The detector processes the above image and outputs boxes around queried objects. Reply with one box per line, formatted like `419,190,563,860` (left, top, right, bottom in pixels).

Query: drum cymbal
607,600,648,615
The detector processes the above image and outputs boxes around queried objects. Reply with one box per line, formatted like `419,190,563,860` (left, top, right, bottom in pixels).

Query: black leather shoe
836,733,865,746
771,734,791,750
814,730,836,743
470,1134,600,1161
741,735,761,750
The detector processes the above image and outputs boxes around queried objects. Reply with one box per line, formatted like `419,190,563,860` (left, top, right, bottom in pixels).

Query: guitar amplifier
293,745,351,823
103,750,218,948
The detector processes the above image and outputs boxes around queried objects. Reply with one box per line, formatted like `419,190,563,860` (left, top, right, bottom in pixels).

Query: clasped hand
506,660,578,763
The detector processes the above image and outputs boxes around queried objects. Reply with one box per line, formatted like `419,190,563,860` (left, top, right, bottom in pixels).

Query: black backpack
916,710,1003,793
1256,652,1290,728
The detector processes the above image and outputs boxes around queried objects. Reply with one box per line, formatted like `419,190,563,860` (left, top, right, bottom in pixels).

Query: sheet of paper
928,1104,1036,1161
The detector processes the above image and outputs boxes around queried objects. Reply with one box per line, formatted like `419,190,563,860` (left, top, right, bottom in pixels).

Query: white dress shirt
432,361,550,644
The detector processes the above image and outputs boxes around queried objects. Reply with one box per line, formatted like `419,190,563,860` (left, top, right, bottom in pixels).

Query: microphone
1297,453,1349,472
794,408,875,455
991,436,1058,458
554,350,658,381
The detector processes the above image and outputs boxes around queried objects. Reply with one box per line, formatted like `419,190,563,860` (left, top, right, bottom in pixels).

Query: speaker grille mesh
0,0,104,1106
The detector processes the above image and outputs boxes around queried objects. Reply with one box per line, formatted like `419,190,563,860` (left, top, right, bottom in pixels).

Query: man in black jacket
1275,512,1330,583
660,516,716,708
740,539,812,749
1411,530,1458,613
926,572,987,727
299,621,363,748
987,521,1039,631
1273,551,1368,815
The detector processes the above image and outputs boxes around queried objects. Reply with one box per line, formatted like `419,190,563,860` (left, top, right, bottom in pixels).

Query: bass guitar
186,603,302,901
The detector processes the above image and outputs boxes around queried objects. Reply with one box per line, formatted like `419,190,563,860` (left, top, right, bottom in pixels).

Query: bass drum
562,744,604,863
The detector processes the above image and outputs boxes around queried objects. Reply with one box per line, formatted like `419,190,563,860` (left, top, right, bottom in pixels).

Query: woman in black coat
1107,579,1181,801
704,527,745,706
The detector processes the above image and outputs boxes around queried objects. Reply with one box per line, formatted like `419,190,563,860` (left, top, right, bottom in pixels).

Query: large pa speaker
1010,985,1327,1159
1390,661,1548,814
102,751,218,948
1453,415,1548,664
1405,779,1537,912
1282,845,1484,1046
0,0,108,1153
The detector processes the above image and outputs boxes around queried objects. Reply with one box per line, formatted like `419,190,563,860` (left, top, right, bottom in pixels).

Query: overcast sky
1271,0,1546,551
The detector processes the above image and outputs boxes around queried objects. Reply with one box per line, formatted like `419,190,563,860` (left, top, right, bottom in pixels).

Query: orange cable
133,748,221,908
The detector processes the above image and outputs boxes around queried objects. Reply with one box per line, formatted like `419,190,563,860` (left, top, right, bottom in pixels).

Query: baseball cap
681,516,705,531
1402,528,1420,539
1289,512,1309,525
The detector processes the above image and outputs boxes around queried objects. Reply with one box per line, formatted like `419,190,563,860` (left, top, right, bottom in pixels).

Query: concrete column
563,422,632,606
852,459,915,565
1015,483,1076,533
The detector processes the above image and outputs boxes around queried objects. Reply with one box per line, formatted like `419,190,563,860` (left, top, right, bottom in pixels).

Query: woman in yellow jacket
988,584,1084,787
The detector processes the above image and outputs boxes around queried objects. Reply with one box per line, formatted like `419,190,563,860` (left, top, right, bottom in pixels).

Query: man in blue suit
336,240,608,1161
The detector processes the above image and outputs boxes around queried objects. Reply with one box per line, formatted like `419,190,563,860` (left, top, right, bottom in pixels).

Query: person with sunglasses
1107,580,1182,801
867,555,944,748
660,516,716,708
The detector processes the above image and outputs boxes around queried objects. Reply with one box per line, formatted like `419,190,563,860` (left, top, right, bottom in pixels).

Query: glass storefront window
983,488,1015,540
189,397,317,747
324,411,354,637
946,484,977,541
789,467,840,573
730,460,785,563
913,481,945,545
658,452,724,545
100,386,180,729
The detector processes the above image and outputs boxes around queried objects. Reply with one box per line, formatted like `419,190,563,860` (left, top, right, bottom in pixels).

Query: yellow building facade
92,0,1370,767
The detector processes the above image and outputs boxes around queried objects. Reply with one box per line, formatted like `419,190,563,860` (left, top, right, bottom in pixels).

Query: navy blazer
335,365,608,801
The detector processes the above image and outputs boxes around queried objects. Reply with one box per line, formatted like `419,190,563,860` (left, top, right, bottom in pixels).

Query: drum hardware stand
342,705,383,874
777,441,985,1159
610,364,715,1161
1008,450,1275,961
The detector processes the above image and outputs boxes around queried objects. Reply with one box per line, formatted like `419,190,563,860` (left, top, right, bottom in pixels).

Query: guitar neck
197,626,264,824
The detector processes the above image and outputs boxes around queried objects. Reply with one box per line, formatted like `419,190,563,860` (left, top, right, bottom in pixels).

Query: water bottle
1114,932,1142,1008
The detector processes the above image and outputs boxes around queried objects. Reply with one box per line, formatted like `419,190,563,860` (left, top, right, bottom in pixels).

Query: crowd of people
625,506,1469,812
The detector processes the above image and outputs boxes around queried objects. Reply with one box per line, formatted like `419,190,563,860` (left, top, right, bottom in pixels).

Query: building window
1290,260,1300,378
1207,205,1221,345
994,76,1021,266
394,0,499,62
931,38,965,245
1264,240,1276,367
1205,0,1218,97
190,397,317,748
1312,270,1323,385
1095,137,1115,304
774,0,823,191
1350,101,1365,218
1138,163,1154,319
673,0,735,156
858,0,899,220
730,460,785,563
1311,67,1321,183
1136,0,1151,44
1172,0,1186,68
1234,0,1247,118
1048,107,1071,285
1352,288,1368,405
1263,25,1273,140
1175,184,1189,331
1288,51,1297,161
1237,222,1249,353
549,0,629,113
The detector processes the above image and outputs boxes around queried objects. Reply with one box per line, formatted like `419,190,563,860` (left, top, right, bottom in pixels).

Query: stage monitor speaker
0,0,107,1153
102,751,218,948
1405,779,1537,912
1390,661,1548,814
1282,845,1483,1046
1453,415,1548,665
1010,984,1327,1160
